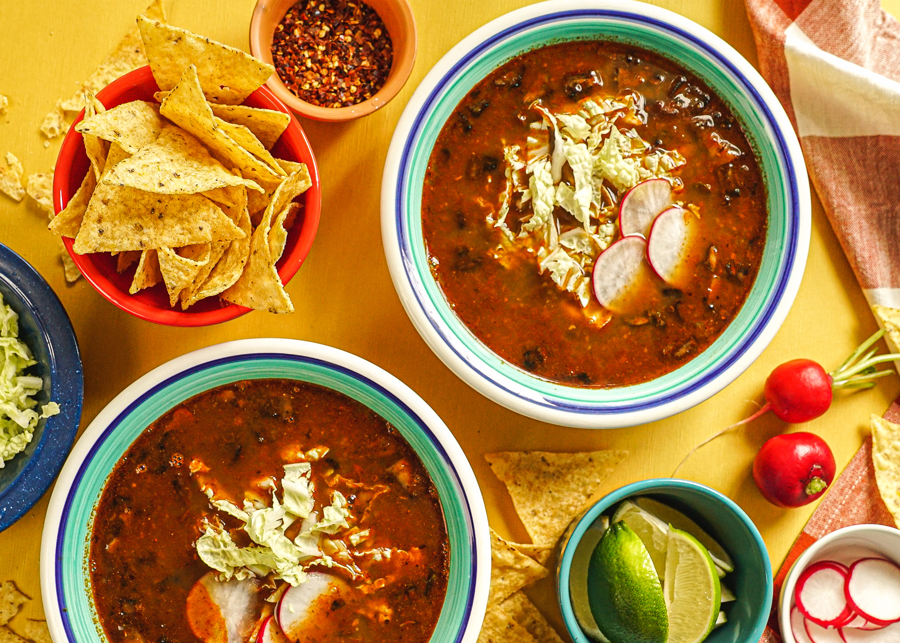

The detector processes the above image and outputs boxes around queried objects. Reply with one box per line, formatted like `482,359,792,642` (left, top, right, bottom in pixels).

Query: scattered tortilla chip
488,529,548,609
116,251,141,273
25,173,54,216
0,153,25,202
476,607,540,643
137,16,274,104
159,65,280,184
60,0,167,114
15,621,51,643
510,541,553,566
76,101,164,155
494,592,566,643
102,126,262,194
158,245,210,306
874,305,900,358
0,581,28,627
49,170,96,238
209,103,290,149
0,95,8,116
871,414,900,529
129,250,162,294
55,238,82,283
40,100,69,139
485,450,627,546
0,628,28,643
74,184,243,253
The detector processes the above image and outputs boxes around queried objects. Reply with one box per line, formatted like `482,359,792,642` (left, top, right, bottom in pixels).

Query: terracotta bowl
249,0,417,121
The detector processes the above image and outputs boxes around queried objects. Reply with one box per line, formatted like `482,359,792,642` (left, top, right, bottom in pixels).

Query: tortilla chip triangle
158,245,210,306
492,592,566,643
874,305,900,358
476,606,540,643
509,541,552,566
488,529,548,609
209,103,290,149
76,101,164,154
137,15,274,104
49,170,95,238
871,414,900,529
485,450,627,546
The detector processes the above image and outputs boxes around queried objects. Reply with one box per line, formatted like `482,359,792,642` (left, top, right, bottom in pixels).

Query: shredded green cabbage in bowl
0,293,60,468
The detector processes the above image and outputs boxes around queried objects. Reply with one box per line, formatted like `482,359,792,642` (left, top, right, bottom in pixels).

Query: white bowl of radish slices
780,525,900,643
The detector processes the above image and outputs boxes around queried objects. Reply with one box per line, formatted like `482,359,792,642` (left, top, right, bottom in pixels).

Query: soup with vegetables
421,41,768,387
89,379,449,643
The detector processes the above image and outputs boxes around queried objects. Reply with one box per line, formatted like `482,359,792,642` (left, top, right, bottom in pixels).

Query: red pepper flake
272,0,394,108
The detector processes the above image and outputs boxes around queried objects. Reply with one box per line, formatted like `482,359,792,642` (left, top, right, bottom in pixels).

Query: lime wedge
611,500,669,579
588,522,668,643
664,528,721,643
633,496,734,573
569,516,611,643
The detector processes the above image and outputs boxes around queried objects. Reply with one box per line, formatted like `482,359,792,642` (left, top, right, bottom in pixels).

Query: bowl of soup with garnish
381,0,810,428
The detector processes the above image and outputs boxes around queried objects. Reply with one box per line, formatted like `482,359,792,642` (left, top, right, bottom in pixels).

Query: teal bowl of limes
558,479,773,643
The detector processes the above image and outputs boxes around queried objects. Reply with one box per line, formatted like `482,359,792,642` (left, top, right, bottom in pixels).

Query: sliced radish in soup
618,178,673,238
277,572,350,642
591,236,647,312
257,616,290,643
795,561,854,628
845,558,900,626
840,621,900,643
646,206,692,286
186,572,261,643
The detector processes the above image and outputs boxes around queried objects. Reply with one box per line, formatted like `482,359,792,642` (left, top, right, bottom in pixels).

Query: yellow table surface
1,0,899,638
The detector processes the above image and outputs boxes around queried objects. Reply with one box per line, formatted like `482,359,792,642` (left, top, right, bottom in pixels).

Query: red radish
841,621,900,643
752,432,836,507
646,205,691,285
257,616,290,643
806,618,847,643
795,561,855,627
618,178,674,238
793,607,817,643
591,236,647,312
845,558,900,626
277,572,349,641
186,572,261,643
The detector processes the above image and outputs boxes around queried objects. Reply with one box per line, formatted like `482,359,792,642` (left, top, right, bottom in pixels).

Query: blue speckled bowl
381,0,810,428
40,339,490,643
0,244,82,532
558,479,773,643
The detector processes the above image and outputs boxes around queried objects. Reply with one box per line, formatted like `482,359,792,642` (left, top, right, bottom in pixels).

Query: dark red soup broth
89,379,449,643
421,40,768,388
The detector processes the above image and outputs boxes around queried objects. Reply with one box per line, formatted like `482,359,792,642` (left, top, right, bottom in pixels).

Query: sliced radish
796,561,855,628
618,178,674,238
186,572,261,643
806,618,846,643
646,206,693,286
840,621,900,643
792,607,816,643
276,572,350,642
845,558,900,626
591,235,647,312
257,616,290,643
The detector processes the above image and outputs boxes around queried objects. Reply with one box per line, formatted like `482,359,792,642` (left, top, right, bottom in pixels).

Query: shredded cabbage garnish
0,293,59,467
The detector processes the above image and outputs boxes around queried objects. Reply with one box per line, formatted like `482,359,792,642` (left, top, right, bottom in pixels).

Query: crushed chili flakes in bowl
272,0,394,109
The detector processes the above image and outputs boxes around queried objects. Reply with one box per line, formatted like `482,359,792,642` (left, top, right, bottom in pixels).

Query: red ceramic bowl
52,66,321,327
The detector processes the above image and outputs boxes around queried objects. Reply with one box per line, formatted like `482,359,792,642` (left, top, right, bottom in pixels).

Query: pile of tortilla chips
480,449,627,643
48,17,308,314
0,581,50,643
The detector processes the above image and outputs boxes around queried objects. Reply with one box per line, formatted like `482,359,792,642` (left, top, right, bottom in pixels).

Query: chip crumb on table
0,153,25,202
0,95,8,117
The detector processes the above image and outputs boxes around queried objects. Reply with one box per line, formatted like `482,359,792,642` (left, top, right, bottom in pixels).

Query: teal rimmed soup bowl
40,339,490,643
381,0,810,428
557,478,773,643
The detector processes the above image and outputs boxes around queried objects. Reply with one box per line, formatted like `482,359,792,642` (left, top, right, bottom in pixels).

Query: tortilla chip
81,96,110,181
510,541,553,566
74,184,244,253
186,207,252,307
60,0,168,114
0,628,27,643
0,581,28,627
58,239,82,283
485,450,627,546
49,170,96,238
0,153,25,202
16,621,51,643
178,241,229,308
476,607,540,643
25,173,54,216
871,414,900,529
158,245,209,306
209,103,290,149
40,100,69,139
213,117,284,176
488,529,548,609
269,201,299,264
129,250,162,294
101,126,261,194
137,16,274,104
102,142,132,179
159,65,280,184
494,593,566,643
874,305,900,357
75,101,164,155
116,250,141,273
